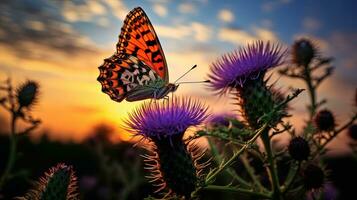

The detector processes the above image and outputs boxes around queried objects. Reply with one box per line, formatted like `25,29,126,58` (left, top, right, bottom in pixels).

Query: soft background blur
0,0,356,151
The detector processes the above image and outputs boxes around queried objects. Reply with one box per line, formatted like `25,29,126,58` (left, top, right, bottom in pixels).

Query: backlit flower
208,41,285,94
126,97,208,140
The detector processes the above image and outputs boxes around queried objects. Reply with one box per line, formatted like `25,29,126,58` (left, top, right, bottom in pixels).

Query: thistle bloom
126,97,208,140
208,41,285,94
126,97,208,198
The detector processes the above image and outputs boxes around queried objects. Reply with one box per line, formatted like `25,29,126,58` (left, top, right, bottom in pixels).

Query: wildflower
208,41,286,129
126,97,208,198
16,163,78,200
348,124,357,140
303,164,325,190
292,39,316,66
288,136,310,161
314,109,335,132
208,41,285,94
16,80,39,109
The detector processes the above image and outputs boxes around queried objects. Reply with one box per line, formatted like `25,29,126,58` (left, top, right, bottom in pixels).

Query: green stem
208,139,251,188
203,184,271,199
0,113,17,188
261,129,282,200
205,124,268,185
241,153,269,193
281,162,300,193
303,64,317,121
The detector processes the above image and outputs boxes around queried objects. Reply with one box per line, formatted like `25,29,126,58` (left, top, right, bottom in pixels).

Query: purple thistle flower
126,97,208,139
208,41,285,94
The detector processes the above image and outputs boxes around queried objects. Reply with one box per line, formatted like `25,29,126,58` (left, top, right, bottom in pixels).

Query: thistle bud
16,81,39,109
348,124,357,140
16,163,78,200
314,109,335,132
303,164,325,190
292,39,316,66
288,137,310,161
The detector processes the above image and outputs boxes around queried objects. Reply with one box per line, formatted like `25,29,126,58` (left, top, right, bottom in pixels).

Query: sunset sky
0,0,356,149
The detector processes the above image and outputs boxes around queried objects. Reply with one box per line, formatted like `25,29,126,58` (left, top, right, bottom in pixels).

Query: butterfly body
98,7,177,102
126,79,178,102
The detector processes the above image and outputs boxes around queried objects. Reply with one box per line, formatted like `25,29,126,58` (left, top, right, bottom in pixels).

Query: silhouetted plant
0,78,41,189
15,163,78,200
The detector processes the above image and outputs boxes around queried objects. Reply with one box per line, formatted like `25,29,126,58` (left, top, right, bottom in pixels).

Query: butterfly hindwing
117,7,168,82
97,54,160,102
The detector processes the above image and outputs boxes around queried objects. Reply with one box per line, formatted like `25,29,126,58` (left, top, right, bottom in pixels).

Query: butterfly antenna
174,65,197,84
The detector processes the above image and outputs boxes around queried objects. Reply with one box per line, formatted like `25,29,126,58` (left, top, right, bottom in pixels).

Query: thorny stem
202,185,271,199
261,129,282,200
0,112,18,188
240,153,269,193
205,123,269,185
208,139,251,188
303,63,317,120
281,162,300,193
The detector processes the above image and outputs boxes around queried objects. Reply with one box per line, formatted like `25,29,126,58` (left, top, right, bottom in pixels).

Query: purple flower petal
125,97,208,139
208,41,285,94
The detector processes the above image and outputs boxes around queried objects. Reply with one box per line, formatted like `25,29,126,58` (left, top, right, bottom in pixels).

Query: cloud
178,3,195,14
218,9,235,23
153,4,168,17
261,0,292,12
0,0,102,65
303,17,322,32
218,27,279,45
62,0,107,22
101,0,129,20
261,19,273,28
191,22,213,42
155,24,192,39
155,22,212,42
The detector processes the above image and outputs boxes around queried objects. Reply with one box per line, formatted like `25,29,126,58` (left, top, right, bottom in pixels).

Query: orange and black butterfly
97,7,182,102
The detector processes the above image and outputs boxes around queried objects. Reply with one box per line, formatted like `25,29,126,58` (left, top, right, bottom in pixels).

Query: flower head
16,80,39,109
208,41,285,94
288,136,310,161
303,164,325,190
292,38,316,66
314,109,335,132
126,97,208,139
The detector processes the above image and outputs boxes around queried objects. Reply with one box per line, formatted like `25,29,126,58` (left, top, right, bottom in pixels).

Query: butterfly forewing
117,7,169,82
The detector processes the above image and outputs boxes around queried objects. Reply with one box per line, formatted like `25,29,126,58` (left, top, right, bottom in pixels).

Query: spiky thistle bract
16,163,78,200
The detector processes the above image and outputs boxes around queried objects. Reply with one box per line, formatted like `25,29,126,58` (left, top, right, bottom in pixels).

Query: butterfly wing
117,7,169,83
97,54,160,102
98,7,170,102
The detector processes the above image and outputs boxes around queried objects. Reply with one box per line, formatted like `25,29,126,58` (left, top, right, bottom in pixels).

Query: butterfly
97,7,180,102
